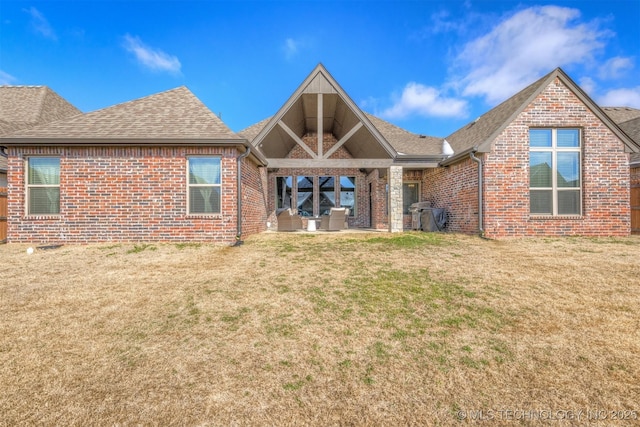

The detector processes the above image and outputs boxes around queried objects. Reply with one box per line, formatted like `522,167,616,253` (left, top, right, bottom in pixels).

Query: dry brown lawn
1,232,639,426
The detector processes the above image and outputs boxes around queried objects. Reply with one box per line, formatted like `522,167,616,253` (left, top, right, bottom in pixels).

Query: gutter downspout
470,149,484,235
234,144,251,246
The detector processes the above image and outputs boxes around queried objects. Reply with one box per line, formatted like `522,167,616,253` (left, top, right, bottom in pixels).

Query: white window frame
529,128,582,216
187,156,222,215
26,156,61,216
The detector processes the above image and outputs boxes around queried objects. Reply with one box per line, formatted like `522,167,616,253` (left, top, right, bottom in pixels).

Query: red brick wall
240,156,269,238
367,169,388,230
423,158,480,234
631,165,640,234
424,77,631,238
485,78,630,237
7,146,259,244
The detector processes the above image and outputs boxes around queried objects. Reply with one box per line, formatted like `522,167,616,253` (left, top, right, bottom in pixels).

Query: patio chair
277,208,303,231
319,208,348,231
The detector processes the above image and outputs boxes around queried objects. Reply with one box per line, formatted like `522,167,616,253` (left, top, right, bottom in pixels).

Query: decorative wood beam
323,122,363,159
277,121,316,159
266,158,439,169
317,93,323,158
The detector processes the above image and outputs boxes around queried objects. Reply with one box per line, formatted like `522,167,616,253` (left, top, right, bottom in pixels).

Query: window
278,175,358,217
188,157,221,214
27,157,60,215
339,176,355,216
403,182,420,214
296,176,314,216
529,129,581,215
319,176,336,215
276,176,293,209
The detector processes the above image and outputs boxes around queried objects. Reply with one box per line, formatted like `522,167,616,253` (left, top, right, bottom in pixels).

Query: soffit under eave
258,126,297,158
251,64,397,160
311,69,397,158
250,65,334,150
342,125,394,159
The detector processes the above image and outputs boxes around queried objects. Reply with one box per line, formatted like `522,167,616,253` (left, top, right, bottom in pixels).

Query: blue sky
1,0,639,137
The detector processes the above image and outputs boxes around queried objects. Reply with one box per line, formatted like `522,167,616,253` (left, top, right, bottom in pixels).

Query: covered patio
238,64,445,233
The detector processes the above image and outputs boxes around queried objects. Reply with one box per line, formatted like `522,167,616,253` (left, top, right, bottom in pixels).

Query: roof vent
419,134,426,138
442,139,454,157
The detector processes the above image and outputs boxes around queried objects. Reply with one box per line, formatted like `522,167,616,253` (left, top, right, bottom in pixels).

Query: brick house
603,107,640,234
1,65,638,243
0,86,82,242
1,87,268,243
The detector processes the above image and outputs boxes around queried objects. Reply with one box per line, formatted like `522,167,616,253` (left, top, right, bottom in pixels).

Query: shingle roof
613,116,640,145
602,108,640,166
364,114,441,156
617,117,640,165
2,86,241,141
237,117,272,142
0,85,81,135
602,108,640,144
602,107,640,124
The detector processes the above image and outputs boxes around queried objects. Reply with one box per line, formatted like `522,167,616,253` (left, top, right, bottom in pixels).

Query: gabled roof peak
443,67,638,163
250,63,398,160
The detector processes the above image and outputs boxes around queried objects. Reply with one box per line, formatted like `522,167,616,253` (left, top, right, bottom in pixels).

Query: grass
1,232,639,425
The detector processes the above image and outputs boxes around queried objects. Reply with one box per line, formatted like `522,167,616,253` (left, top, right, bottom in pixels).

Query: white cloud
579,76,597,96
122,34,181,75
429,10,462,34
23,6,57,40
0,70,17,85
598,87,640,108
455,6,609,104
283,38,300,60
379,82,468,119
598,56,634,80
359,96,380,112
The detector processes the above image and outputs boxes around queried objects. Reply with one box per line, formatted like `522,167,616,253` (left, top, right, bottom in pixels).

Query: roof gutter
393,154,447,169
0,137,268,166
469,149,484,236
394,154,448,162
0,137,248,145
439,146,476,167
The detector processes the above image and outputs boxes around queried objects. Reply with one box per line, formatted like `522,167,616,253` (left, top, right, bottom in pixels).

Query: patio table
307,217,321,232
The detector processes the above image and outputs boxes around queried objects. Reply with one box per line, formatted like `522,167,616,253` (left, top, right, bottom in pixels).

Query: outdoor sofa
319,208,349,231
277,208,303,231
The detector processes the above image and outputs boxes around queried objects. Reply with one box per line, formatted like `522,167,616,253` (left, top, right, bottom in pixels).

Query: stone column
388,165,403,233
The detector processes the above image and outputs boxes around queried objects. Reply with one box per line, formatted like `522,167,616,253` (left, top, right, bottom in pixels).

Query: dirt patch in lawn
1,233,639,425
